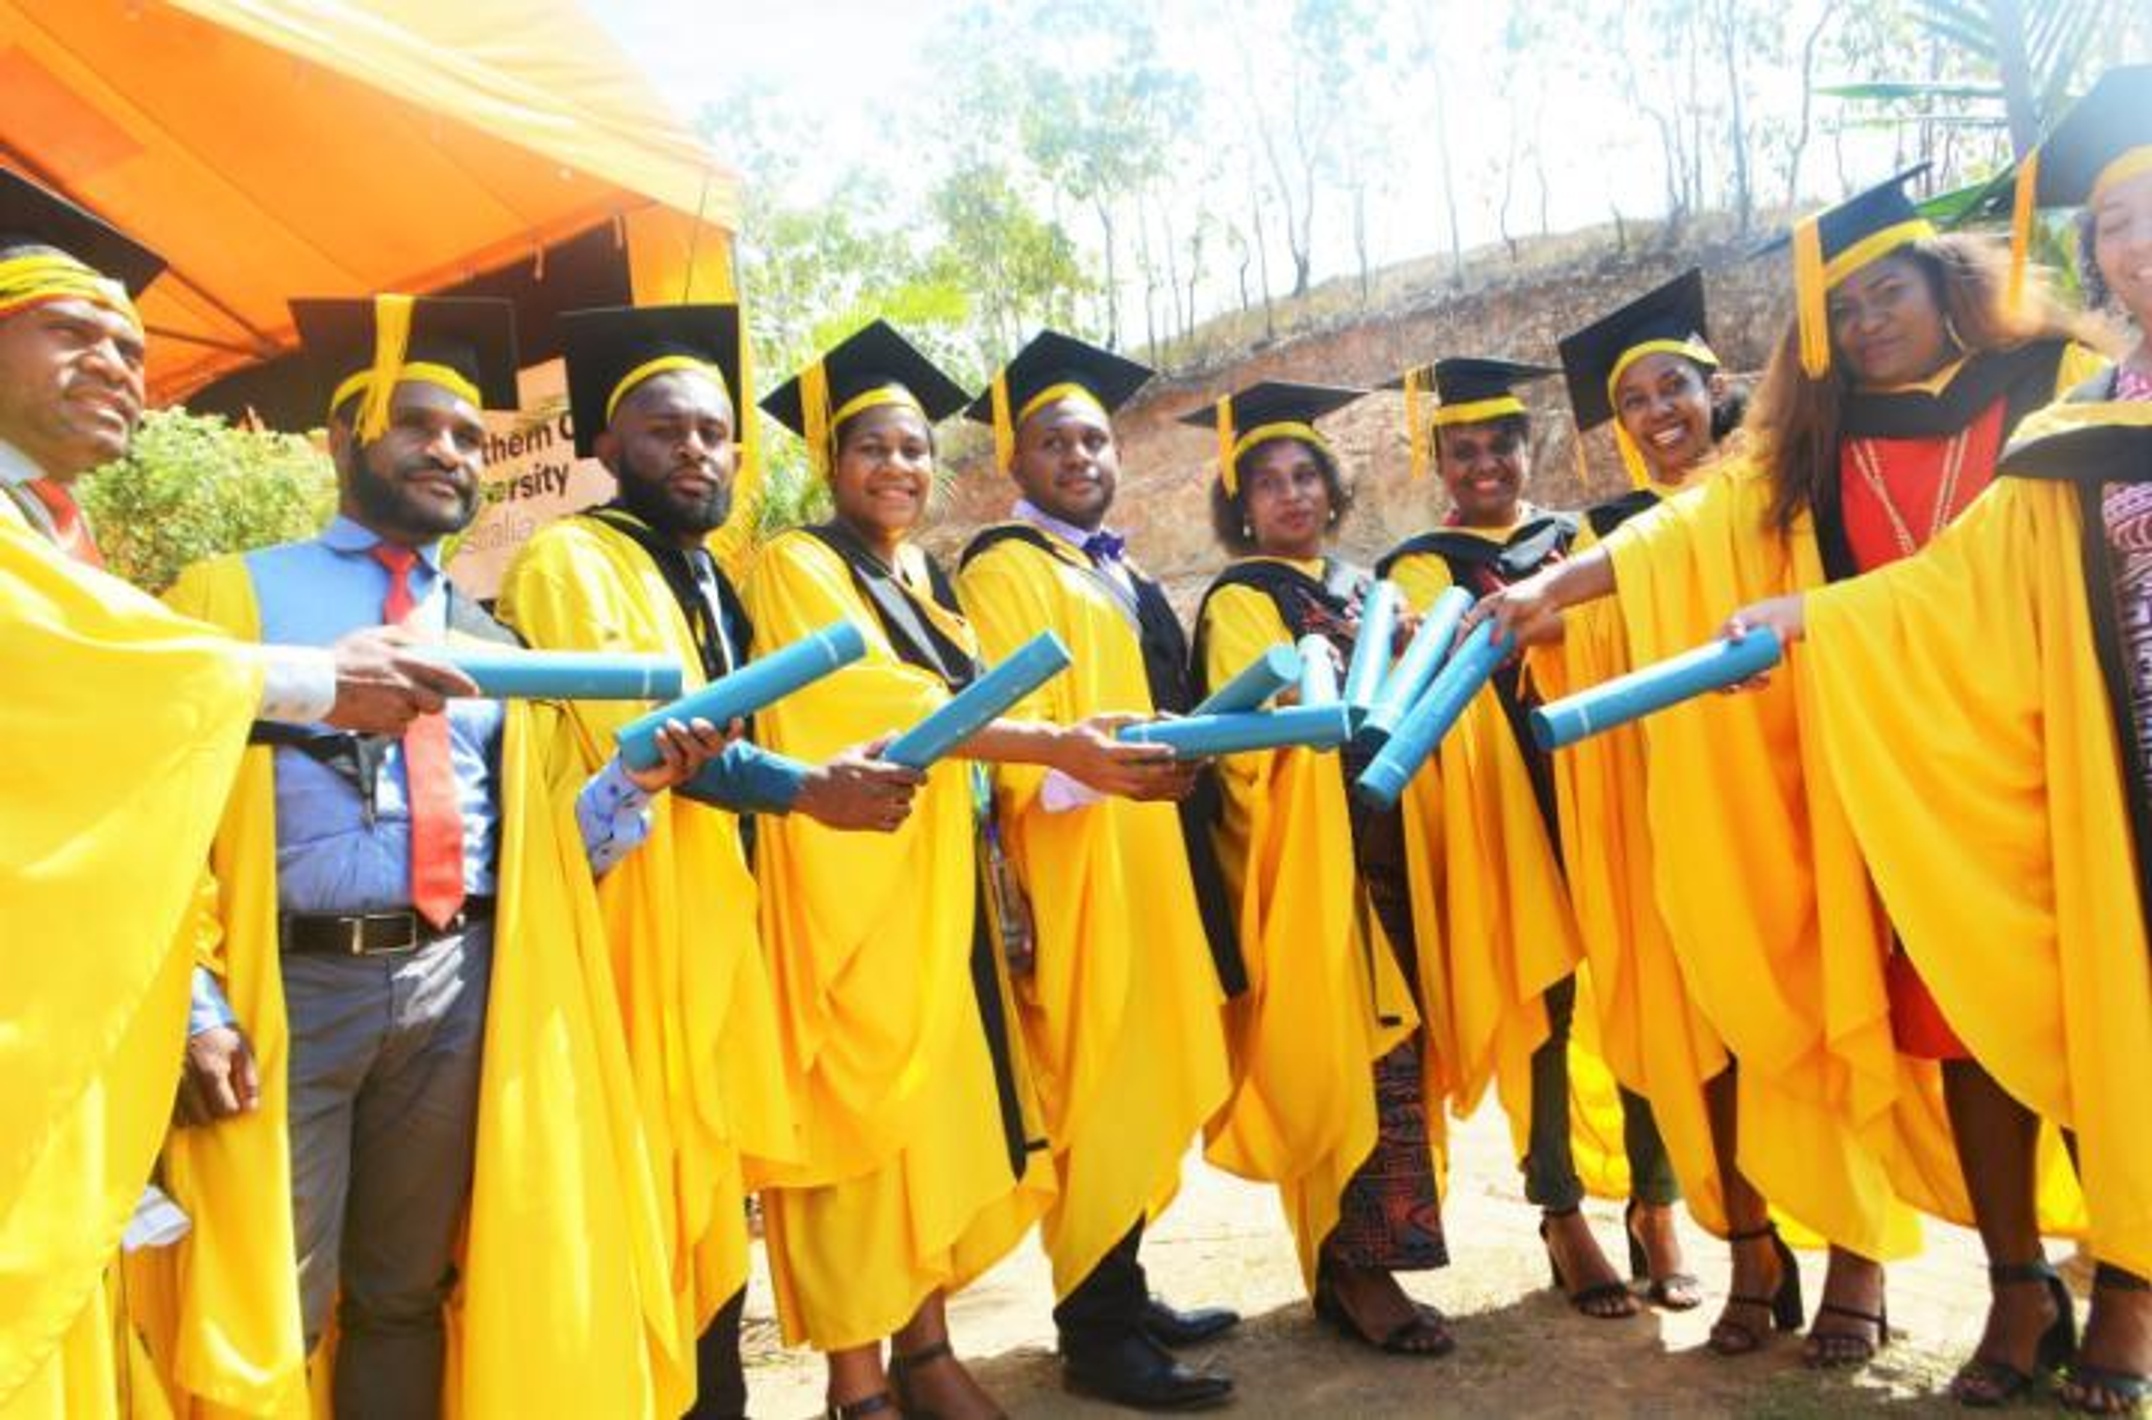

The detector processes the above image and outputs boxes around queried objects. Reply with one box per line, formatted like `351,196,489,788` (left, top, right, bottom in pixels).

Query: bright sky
595,1,1906,311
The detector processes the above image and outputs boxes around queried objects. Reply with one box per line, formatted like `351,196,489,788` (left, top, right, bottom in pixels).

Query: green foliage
78,408,335,593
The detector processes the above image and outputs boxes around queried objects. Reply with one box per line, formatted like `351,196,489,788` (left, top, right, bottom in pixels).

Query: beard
615,442,733,537
344,445,480,541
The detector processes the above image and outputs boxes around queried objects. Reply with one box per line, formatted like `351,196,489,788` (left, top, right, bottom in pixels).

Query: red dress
1836,397,2010,1060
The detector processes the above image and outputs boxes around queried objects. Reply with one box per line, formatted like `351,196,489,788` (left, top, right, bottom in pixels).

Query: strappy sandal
1540,1206,1637,1319
1625,1199,1701,1311
889,1338,984,1420
1707,1224,1803,1358
1805,1298,1891,1370
825,1393,897,1419
1949,1259,2076,1408
2062,1266,2152,1415
1313,1267,1457,1358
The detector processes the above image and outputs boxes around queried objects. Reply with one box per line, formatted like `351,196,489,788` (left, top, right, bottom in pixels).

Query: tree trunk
1250,189,1276,341
1718,0,1753,235
1093,197,1122,351
1986,0,2041,155
1784,0,1841,210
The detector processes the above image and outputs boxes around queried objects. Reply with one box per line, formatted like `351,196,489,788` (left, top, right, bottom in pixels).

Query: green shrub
79,409,337,593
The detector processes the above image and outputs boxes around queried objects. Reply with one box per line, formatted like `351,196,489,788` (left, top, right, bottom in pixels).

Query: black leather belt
282,897,495,957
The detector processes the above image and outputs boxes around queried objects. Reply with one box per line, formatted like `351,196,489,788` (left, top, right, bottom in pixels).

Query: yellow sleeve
956,543,1078,812
1195,584,1296,898
494,525,653,754
2057,341,2112,396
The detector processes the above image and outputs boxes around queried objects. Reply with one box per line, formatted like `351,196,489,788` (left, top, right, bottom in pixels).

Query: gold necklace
1848,429,1970,558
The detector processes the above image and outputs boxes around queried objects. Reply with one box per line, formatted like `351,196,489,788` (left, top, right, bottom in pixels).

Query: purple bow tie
1081,529,1126,563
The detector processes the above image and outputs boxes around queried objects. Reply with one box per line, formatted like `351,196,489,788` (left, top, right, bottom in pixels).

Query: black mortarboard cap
1176,379,1365,433
0,166,166,296
2032,64,2152,207
291,295,519,417
1559,269,1715,431
963,329,1154,426
560,303,741,457
760,318,971,437
1383,356,1558,408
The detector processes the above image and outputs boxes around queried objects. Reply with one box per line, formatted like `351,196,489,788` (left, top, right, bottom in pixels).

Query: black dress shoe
1142,1296,1242,1348
1063,1333,1234,1411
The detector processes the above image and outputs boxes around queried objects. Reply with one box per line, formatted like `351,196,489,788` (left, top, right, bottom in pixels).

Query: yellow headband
1217,417,1331,497
1793,215,1936,378
606,354,726,424
799,365,927,481
1403,369,1429,482
2095,146,2152,205
989,377,1109,472
0,251,142,334
1605,338,1721,489
1430,394,1526,427
329,361,484,431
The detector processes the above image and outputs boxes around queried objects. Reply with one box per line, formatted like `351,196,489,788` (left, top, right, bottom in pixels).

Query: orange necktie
27,479,103,568
371,543,465,928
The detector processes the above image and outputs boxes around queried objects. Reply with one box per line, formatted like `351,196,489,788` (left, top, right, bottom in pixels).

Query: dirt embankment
922,231,1795,614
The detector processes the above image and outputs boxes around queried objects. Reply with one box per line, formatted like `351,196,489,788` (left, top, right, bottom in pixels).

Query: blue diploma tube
1359,586,1474,747
615,620,867,770
1341,579,1399,722
425,649,684,701
1296,634,1340,707
881,631,1073,770
1192,642,1302,716
1354,619,1513,808
1120,703,1353,757
1530,627,1782,751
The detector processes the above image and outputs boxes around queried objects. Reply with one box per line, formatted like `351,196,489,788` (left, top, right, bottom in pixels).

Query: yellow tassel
1793,217,1831,380
358,293,416,441
2009,148,2040,321
1215,397,1237,496
800,359,833,482
1404,369,1428,482
989,371,1015,474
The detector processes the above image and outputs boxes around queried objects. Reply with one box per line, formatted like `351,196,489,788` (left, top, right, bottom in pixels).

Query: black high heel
1950,1259,2078,1408
1540,1206,1637,1319
825,1393,896,1419
1707,1223,1803,1357
2061,1264,2152,1415
887,1338,961,1420
1624,1199,1702,1311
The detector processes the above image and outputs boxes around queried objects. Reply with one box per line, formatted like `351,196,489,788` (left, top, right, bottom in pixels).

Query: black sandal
1313,1267,1457,1358
1805,1299,1891,1370
1949,1259,2076,1408
2062,1265,2152,1415
1707,1224,1803,1358
887,1338,962,1420
1540,1206,1637,1319
825,1393,897,1419
1625,1199,1702,1311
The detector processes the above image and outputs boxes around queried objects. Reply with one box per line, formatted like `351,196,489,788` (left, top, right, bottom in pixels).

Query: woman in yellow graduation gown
1376,356,1677,1323
1532,270,1754,1333
1729,81,2152,1410
1474,173,2103,1369
751,321,1180,1419
1185,383,1451,1355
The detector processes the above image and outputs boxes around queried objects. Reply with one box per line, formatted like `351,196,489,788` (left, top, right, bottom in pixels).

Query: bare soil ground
742,1103,2065,1418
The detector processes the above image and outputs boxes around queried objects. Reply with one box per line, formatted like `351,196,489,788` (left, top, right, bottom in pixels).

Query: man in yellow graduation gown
957,331,1238,1410
157,294,735,1420
0,171,473,1420
496,302,923,1419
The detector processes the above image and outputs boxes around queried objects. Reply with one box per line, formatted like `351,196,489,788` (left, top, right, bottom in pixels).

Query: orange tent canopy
2,0,738,405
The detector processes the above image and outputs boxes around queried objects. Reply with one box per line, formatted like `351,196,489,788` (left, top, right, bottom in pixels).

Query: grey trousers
1524,972,1680,1212
283,922,491,1420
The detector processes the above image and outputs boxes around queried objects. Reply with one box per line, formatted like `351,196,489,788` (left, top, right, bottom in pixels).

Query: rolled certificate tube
616,620,867,770
881,631,1073,770
1119,703,1353,757
1530,626,1782,752
1341,579,1399,722
1191,642,1302,716
1296,633,1339,707
421,649,684,701
1359,585,1473,747
1354,619,1513,808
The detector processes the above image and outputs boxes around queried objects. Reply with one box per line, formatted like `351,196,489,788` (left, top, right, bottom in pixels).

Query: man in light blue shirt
173,295,728,1420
